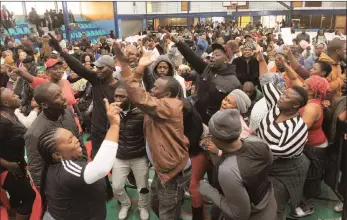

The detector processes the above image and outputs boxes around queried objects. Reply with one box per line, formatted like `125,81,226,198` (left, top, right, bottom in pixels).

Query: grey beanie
229,89,251,114
208,109,242,141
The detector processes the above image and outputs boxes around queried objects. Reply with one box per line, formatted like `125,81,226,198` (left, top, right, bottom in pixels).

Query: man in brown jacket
116,44,192,220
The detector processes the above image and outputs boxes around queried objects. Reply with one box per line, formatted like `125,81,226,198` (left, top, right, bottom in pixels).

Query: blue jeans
151,167,192,220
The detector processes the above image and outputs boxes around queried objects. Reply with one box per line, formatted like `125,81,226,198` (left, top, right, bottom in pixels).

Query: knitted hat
208,109,242,141
244,42,256,50
228,89,251,114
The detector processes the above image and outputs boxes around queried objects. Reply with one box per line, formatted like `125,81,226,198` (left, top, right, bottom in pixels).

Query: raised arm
285,46,310,79
280,57,303,87
162,30,207,74
11,67,34,83
84,99,120,184
113,42,176,119
254,45,268,77
47,33,97,83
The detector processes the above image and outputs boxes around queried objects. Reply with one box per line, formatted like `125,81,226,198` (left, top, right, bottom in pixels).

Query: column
113,1,119,38
142,19,147,32
62,2,71,43
118,19,122,38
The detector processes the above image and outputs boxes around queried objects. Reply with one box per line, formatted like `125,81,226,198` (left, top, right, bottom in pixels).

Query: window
146,2,152,13
25,2,56,15
292,15,311,28
293,2,303,7
2,2,23,15
305,1,322,7
181,1,188,11
67,2,81,15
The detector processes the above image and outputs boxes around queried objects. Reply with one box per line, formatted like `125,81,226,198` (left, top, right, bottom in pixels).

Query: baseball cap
45,59,63,69
211,43,227,54
93,55,115,68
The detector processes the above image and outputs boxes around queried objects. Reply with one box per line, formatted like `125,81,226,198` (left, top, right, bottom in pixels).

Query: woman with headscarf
201,89,254,160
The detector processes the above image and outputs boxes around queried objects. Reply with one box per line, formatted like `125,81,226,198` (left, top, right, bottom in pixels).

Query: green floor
105,170,342,220
81,135,343,220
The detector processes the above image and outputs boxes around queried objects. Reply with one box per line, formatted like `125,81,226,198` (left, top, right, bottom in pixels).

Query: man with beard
162,30,241,124
25,82,87,190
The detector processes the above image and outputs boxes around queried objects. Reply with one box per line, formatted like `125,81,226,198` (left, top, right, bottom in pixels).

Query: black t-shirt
45,160,106,220
62,53,119,137
0,115,27,173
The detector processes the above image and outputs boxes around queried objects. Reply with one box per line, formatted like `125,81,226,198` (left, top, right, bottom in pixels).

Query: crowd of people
0,17,347,220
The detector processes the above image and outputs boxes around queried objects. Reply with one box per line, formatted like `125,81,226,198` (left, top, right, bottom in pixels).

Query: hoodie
143,55,187,97
319,52,345,101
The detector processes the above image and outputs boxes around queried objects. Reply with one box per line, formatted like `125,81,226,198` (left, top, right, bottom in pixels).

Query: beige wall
81,2,114,20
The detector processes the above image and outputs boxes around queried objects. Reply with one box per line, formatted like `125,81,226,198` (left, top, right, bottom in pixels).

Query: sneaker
119,204,131,220
334,201,343,212
291,206,314,218
139,207,149,220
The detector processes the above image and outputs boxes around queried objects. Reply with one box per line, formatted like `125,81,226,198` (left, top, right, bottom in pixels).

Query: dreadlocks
37,128,59,218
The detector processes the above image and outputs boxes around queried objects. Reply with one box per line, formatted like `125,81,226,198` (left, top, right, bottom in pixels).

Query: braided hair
37,128,59,218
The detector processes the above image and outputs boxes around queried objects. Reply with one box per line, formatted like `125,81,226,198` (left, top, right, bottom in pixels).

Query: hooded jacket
143,55,186,98
319,52,345,101
176,41,241,124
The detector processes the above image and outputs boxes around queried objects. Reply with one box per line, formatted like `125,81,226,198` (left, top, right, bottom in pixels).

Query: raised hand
283,45,292,55
160,29,178,43
104,98,121,126
254,45,264,62
113,41,128,63
11,66,28,76
48,33,63,53
138,51,154,67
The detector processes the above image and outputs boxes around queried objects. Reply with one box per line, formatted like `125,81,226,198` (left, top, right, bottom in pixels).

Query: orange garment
319,53,345,101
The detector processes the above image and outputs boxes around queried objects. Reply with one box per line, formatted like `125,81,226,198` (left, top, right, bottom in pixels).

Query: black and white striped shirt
257,83,308,159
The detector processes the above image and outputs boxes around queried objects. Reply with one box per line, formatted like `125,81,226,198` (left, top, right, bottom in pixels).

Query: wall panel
81,2,114,20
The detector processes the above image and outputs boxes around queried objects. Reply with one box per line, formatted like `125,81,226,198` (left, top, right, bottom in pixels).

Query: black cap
211,43,227,54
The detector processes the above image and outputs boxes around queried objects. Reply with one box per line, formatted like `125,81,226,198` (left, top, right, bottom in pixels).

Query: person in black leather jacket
163,30,241,124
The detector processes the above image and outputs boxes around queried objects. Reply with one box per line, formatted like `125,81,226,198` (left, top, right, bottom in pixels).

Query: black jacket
116,107,146,160
232,56,260,88
182,99,203,156
18,63,38,116
176,41,241,124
